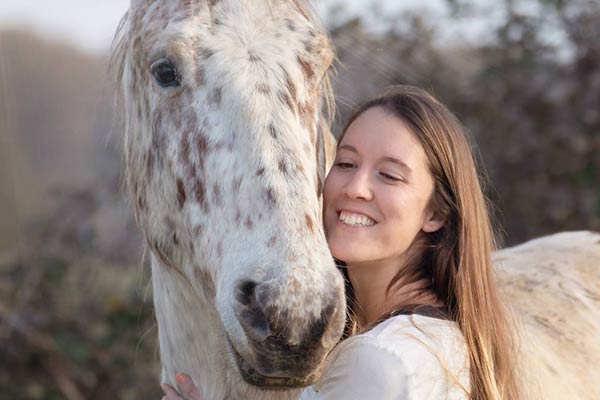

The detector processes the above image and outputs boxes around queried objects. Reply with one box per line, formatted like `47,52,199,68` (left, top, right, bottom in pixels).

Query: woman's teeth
339,211,375,227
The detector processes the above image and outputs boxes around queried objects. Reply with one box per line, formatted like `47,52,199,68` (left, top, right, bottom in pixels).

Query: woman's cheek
327,233,349,261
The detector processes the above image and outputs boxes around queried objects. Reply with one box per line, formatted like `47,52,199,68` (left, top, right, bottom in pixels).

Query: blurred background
0,0,598,398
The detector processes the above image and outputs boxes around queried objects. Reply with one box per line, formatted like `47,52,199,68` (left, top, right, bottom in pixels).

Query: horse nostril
235,281,344,349
235,280,271,341
319,300,345,348
303,301,336,346
236,280,257,306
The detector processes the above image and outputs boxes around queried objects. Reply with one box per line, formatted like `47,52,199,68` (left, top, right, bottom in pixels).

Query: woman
162,86,521,399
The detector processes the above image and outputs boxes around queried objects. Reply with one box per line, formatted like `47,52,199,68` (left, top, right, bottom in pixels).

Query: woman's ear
422,209,446,233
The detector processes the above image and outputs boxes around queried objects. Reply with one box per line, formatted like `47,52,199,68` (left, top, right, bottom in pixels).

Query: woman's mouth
338,211,376,227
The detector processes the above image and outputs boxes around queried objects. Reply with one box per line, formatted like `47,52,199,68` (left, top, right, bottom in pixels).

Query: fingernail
176,372,187,384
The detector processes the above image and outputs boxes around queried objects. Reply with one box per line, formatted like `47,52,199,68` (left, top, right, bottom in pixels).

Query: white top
300,314,470,400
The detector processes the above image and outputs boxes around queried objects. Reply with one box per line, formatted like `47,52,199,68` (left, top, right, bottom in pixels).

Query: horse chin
228,339,323,389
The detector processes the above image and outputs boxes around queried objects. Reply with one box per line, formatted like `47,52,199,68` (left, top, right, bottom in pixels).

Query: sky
0,0,130,53
0,0,478,55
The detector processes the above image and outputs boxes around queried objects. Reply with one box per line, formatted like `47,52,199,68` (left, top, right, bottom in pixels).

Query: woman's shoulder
301,314,470,400
365,313,466,355
347,314,468,377
302,332,411,399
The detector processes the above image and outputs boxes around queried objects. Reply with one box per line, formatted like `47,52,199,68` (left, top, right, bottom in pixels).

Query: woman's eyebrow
338,144,413,175
381,156,413,175
337,144,358,154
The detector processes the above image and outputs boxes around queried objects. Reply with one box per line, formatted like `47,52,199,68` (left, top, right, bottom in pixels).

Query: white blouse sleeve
303,337,410,400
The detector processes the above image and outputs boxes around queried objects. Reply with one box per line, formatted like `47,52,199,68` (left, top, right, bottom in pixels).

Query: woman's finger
162,383,185,400
176,372,204,400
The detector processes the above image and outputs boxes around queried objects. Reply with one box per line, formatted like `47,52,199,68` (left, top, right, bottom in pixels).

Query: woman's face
323,107,443,267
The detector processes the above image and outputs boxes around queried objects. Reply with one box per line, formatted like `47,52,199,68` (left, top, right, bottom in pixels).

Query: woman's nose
343,169,373,201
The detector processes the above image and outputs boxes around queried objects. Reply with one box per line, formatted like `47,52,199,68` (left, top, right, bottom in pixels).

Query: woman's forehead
340,107,426,165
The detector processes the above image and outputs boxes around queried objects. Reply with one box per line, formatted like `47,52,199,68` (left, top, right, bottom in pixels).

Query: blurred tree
330,0,600,244
0,30,152,400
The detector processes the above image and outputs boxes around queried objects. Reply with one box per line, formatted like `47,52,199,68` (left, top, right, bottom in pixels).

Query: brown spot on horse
268,124,278,139
194,179,207,210
297,56,314,81
278,90,294,113
209,87,223,106
265,187,277,205
257,83,271,94
177,179,187,208
195,66,206,86
278,158,288,175
305,213,314,233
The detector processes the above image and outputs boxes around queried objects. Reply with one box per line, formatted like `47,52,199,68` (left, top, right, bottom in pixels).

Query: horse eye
151,59,181,88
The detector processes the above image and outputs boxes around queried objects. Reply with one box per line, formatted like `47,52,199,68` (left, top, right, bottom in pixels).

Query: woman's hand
162,372,204,400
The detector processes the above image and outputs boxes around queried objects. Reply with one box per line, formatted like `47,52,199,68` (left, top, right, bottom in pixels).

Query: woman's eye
380,172,402,182
151,59,181,88
335,162,354,169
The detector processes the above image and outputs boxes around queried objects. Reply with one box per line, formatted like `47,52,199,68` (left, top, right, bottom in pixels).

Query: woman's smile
338,210,377,227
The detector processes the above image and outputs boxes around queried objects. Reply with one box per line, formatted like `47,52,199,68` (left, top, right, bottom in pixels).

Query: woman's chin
328,242,375,265
326,224,380,259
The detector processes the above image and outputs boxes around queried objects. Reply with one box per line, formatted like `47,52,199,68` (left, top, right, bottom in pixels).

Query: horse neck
150,256,302,400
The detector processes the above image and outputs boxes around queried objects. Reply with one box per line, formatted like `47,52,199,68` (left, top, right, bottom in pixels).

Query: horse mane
109,11,130,112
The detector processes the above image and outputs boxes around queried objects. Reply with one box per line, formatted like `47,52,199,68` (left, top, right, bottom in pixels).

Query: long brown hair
338,85,521,400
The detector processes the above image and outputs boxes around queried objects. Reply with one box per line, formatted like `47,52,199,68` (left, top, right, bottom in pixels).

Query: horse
113,1,343,399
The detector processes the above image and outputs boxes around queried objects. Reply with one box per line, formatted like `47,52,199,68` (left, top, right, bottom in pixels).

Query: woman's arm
162,373,204,400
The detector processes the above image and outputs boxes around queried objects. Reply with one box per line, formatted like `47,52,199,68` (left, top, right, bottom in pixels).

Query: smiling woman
162,85,523,400
307,86,522,399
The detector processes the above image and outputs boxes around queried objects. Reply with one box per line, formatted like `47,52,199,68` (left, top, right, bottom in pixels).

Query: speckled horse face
114,0,345,388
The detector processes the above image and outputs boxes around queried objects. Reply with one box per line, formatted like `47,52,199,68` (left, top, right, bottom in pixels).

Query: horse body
495,231,600,400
